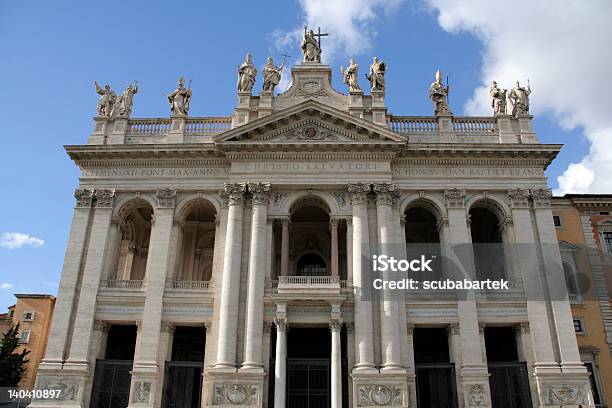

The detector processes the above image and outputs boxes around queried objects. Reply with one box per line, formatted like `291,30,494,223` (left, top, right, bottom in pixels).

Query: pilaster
232,91,253,127
496,114,518,143
167,115,186,143
348,90,365,118
88,117,109,144
108,117,128,144
370,90,387,126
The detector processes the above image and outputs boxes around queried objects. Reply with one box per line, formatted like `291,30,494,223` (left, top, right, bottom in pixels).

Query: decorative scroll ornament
133,381,151,403
546,384,587,405
373,183,398,206
213,384,259,405
358,385,402,406
36,378,79,401
156,188,177,208
506,188,530,209
247,182,272,205
467,384,487,406
444,188,466,209
274,317,288,332
329,318,343,332
94,189,116,208
74,188,95,208
296,78,327,97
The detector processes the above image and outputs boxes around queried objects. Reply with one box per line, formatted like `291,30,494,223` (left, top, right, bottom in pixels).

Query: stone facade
32,59,594,408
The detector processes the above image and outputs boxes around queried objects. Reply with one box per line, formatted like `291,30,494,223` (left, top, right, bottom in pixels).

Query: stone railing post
232,91,253,127
167,116,186,143
88,117,110,144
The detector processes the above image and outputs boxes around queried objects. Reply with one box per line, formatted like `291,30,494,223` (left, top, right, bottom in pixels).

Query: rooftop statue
366,57,385,92
489,80,507,115
508,80,531,116
341,58,361,92
168,77,192,116
301,26,323,62
237,53,257,93
429,70,452,116
112,81,138,118
94,81,116,117
262,57,285,93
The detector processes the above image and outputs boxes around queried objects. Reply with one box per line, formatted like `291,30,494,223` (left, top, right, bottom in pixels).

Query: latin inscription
82,168,229,178
393,167,544,177
234,162,386,172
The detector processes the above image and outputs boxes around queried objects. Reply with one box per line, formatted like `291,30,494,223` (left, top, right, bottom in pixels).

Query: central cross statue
301,25,329,63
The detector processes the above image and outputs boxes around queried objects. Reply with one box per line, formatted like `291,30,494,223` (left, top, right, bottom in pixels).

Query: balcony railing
388,116,438,134
185,117,232,135
171,280,214,289
127,118,172,136
389,116,498,138
104,279,144,289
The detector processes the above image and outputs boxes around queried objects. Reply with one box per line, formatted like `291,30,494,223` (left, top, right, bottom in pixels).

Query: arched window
297,253,327,276
469,206,505,280
405,206,442,280
179,200,217,282
113,201,153,281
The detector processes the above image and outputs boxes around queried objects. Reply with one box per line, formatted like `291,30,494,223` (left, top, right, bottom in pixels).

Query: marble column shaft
348,183,375,370
330,319,343,408
242,183,271,370
330,219,339,277
215,183,246,368
274,318,288,408
280,218,290,277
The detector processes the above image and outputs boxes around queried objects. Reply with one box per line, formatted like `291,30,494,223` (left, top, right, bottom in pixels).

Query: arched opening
469,205,506,280
113,201,153,281
178,200,217,282
405,206,442,280
297,253,327,276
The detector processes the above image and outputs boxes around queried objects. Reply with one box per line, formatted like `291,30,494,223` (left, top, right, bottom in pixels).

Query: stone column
280,217,290,277
128,189,177,408
530,189,585,372
346,219,353,282
215,183,247,368
330,318,343,408
330,218,339,278
64,189,116,368
443,188,492,407
348,183,375,370
39,189,94,369
373,183,402,370
273,312,288,408
242,182,271,371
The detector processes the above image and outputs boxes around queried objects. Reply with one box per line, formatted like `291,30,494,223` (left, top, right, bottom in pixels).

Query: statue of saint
237,53,257,93
262,57,285,93
301,27,321,62
341,58,361,92
94,81,116,117
508,81,531,116
429,70,452,115
112,81,138,118
366,57,385,92
168,77,192,116
489,80,507,115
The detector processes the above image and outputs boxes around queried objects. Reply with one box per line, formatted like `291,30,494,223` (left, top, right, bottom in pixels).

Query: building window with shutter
19,330,31,344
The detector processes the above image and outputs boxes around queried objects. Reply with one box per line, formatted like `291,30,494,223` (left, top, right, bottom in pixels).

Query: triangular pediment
215,100,405,144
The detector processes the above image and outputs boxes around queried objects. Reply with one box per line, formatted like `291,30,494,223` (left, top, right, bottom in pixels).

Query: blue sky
0,0,605,310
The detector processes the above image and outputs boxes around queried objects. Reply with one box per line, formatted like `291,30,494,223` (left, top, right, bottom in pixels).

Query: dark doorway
162,326,206,408
414,328,458,408
90,325,137,408
485,327,533,408
269,327,347,408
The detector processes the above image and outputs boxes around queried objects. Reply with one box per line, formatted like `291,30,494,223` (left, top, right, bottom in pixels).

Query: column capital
499,215,513,232
515,321,530,335
156,188,177,208
74,188,95,208
329,318,343,333
203,321,212,331
329,218,340,229
247,182,272,205
530,188,552,208
372,183,399,207
406,323,415,335
274,317,288,332
444,188,466,209
160,321,175,334
348,183,371,206
506,188,531,209
448,322,460,336
93,188,116,208
93,320,110,333
436,216,449,232
478,322,486,334
220,183,247,206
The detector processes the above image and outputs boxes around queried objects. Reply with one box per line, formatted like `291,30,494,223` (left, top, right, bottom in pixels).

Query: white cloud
0,232,45,249
272,0,406,64
1,283,15,289
422,0,612,194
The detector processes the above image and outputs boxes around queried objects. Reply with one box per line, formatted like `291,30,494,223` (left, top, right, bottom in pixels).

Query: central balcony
275,275,342,294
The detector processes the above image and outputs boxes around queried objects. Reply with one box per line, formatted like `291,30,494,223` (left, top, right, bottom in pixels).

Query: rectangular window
23,312,35,321
603,232,612,255
573,319,585,334
584,362,602,405
553,215,562,227
19,330,31,344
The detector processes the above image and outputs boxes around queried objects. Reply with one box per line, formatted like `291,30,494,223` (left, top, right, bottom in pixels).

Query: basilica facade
32,40,594,408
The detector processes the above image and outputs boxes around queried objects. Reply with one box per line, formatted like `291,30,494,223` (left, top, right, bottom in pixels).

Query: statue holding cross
301,26,328,63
